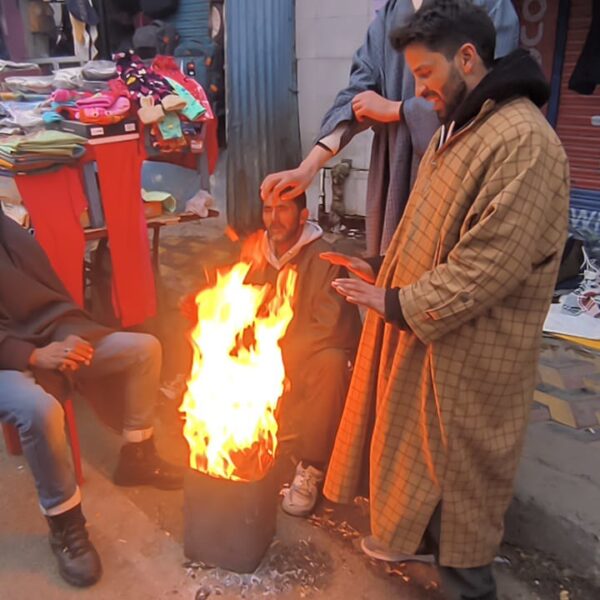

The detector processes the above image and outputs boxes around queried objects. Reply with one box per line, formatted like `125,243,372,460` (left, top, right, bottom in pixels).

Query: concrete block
584,372,600,393
534,385,600,428
537,357,596,390
529,401,550,423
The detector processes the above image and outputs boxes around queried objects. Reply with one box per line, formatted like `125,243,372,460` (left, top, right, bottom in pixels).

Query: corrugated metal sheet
166,0,211,45
556,0,600,192
225,0,302,232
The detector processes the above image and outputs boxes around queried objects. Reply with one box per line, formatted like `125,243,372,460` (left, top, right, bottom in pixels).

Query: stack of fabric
115,52,214,155
0,130,87,174
42,81,132,126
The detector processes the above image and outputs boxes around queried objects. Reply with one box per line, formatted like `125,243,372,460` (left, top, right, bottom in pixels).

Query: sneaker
113,437,184,490
560,248,600,316
281,463,324,517
46,504,102,587
360,535,435,564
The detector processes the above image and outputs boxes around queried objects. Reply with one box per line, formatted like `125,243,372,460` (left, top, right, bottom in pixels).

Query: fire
180,250,296,482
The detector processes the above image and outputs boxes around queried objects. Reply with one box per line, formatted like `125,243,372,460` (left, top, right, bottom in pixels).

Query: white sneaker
281,463,324,517
360,535,435,564
560,248,600,316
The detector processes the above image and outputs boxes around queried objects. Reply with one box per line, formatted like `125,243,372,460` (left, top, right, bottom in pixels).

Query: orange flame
180,250,296,482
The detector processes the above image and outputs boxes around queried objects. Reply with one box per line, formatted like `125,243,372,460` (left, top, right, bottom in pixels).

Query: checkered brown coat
323,97,569,567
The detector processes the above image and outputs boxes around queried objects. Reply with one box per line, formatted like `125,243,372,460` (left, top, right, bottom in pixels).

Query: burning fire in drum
180,252,297,572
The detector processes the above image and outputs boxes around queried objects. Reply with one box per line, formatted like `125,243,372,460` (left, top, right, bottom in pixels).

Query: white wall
296,0,377,218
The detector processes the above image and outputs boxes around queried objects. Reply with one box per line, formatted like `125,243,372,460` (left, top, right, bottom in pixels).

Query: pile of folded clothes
42,80,132,126
0,130,87,174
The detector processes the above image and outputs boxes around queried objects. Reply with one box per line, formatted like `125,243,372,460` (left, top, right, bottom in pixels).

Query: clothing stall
0,1,220,328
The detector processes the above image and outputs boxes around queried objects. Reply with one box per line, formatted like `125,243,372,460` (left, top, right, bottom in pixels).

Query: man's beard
440,66,468,123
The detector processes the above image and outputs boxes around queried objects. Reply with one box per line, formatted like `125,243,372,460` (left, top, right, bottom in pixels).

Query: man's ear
299,207,309,225
456,42,478,75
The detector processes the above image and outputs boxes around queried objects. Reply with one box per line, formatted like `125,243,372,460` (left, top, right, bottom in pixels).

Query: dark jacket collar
448,49,551,131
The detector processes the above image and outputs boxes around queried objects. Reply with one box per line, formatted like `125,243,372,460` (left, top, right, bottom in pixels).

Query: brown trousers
277,348,351,466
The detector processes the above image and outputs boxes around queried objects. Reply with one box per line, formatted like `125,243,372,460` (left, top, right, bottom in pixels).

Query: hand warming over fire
331,278,385,316
320,251,375,283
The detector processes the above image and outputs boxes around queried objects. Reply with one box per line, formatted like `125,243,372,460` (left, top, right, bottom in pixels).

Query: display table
84,209,220,270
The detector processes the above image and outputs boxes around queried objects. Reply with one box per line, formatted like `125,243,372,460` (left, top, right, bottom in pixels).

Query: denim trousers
0,332,161,515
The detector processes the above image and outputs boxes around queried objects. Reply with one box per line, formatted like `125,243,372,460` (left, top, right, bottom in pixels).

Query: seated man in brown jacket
0,208,182,588
182,193,362,516
250,194,362,516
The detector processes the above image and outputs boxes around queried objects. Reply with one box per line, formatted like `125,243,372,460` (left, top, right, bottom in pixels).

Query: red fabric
16,168,87,305
92,140,156,326
152,55,215,120
138,120,219,175
204,116,219,175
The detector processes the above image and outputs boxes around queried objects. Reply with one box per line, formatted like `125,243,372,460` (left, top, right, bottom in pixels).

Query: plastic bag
82,60,117,81
185,189,214,218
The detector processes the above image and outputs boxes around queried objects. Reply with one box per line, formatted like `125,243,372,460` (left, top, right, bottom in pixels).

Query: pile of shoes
559,247,600,317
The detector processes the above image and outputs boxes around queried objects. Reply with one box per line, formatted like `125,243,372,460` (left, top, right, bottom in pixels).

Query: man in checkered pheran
321,1,570,598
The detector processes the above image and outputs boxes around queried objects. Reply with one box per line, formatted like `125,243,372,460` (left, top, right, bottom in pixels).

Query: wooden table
84,209,220,270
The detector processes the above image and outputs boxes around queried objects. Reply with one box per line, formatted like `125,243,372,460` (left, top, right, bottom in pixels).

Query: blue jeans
0,332,161,515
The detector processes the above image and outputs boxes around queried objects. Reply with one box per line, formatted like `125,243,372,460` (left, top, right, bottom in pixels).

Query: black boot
46,504,102,587
113,437,184,490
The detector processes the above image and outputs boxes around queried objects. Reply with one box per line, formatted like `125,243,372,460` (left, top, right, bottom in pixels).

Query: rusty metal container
183,466,279,573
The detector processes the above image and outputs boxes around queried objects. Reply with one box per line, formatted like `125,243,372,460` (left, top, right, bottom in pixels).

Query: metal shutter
556,0,600,192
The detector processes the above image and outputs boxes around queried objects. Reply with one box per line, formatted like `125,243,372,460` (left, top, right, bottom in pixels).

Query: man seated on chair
239,193,362,516
0,207,182,588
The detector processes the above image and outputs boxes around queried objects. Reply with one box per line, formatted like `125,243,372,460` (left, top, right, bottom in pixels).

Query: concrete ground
0,433,544,600
1,158,599,599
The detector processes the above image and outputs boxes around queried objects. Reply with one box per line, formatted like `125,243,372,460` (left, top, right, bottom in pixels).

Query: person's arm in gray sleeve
261,5,392,202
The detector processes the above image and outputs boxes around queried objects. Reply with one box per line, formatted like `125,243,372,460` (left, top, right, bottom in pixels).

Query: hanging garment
152,56,214,120
569,1,600,95
92,140,156,326
15,167,87,305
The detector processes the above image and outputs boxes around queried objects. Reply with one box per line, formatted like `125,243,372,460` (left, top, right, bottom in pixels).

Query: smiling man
261,0,519,256
320,1,569,599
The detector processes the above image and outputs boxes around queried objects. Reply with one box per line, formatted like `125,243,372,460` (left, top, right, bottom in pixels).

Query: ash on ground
185,538,332,598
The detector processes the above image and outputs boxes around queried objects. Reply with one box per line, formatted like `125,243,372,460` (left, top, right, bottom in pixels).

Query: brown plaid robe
323,97,570,568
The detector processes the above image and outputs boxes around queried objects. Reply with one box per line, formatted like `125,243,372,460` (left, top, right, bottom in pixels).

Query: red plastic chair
1,398,83,485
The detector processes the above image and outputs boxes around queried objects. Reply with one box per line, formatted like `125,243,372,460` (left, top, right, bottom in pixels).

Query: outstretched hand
331,278,385,317
320,252,376,284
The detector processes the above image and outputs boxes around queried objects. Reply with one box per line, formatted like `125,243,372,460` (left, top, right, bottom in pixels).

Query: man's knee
13,390,64,436
109,332,162,370
133,333,162,366
0,372,62,432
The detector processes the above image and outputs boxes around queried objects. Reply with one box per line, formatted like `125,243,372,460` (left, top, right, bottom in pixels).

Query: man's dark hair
390,0,496,69
291,193,307,212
